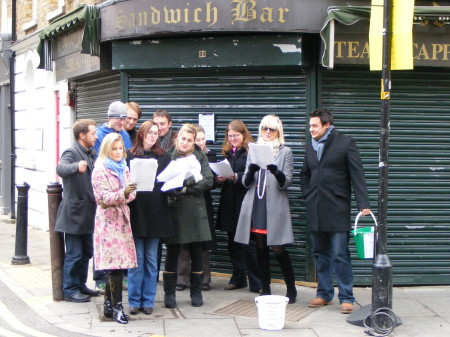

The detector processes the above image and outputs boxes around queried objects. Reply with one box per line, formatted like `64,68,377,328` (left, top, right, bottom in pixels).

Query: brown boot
308,297,331,308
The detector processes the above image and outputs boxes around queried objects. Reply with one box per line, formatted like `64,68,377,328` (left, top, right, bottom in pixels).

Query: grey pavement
0,214,449,337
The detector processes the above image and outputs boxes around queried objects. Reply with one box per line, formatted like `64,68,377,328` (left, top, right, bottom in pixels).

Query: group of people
55,101,371,325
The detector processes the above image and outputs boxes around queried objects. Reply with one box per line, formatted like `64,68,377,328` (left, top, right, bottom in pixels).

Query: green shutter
75,72,121,122
320,66,450,285
126,67,311,282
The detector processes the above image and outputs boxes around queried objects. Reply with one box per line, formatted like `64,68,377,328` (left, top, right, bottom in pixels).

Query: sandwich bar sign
100,0,358,41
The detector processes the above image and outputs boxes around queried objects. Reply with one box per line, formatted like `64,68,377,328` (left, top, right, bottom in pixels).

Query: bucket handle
354,211,378,233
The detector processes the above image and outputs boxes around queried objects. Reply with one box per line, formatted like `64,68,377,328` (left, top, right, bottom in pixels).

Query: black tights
165,242,203,273
253,233,285,256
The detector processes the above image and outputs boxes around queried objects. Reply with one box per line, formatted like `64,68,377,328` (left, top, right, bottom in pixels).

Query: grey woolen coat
234,145,294,246
55,142,96,235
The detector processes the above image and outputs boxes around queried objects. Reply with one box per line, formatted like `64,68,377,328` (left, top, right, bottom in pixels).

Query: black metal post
371,0,394,331
11,182,30,265
47,182,65,301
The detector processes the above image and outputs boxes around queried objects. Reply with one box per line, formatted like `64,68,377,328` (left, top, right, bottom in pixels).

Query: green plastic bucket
353,212,377,259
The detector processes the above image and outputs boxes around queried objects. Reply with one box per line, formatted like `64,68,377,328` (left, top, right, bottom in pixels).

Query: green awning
320,6,450,69
37,4,100,69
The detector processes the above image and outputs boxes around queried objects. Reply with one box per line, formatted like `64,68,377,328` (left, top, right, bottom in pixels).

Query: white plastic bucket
255,295,289,330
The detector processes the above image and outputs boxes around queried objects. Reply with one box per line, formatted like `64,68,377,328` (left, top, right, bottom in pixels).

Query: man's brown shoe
308,297,330,308
340,302,353,314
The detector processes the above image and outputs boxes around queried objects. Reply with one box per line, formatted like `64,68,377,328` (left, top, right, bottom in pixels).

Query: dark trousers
63,233,93,297
165,242,203,273
227,231,261,291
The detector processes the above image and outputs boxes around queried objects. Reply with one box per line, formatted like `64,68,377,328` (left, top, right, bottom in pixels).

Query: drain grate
213,300,318,322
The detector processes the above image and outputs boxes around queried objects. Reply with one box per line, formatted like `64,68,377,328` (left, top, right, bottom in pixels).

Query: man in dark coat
55,119,100,303
300,108,370,315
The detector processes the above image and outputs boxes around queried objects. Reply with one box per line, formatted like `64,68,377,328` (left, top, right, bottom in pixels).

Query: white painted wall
13,39,72,230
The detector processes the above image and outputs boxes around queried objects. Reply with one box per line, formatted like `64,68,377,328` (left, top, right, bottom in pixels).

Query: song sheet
209,159,234,177
130,158,158,192
157,154,202,191
248,143,274,168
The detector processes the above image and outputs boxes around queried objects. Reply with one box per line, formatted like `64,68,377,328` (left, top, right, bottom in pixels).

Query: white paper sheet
157,154,202,192
248,143,274,168
209,159,234,177
130,158,158,192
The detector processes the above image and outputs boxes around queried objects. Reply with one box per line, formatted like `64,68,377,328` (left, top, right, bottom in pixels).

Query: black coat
204,149,218,250
55,142,96,234
126,150,175,239
216,147,248,232
300,129,370,232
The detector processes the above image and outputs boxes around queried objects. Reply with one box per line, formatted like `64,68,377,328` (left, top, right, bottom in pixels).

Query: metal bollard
47,182,65,301
11,183,31,265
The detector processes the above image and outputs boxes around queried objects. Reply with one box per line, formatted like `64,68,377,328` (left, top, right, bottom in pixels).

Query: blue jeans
310,231,354,304
127,237,159,308
63,233,93,297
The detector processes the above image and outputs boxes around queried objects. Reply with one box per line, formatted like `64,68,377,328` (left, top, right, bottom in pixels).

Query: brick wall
14,0,101,41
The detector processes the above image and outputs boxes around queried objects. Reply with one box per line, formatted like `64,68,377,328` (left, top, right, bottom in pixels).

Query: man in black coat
55,119,100,303
300,109,370,314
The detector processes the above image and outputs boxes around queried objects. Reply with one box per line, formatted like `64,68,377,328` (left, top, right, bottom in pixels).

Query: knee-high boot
163,272,177,308
110,274,128,324
190,272,203,307
257,247,271,295
103,274,113,318
275,251,297,304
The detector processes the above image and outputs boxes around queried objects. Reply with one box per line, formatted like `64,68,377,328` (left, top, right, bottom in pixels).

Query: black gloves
183,175,196,187
244,163,260,186
266,164,286,187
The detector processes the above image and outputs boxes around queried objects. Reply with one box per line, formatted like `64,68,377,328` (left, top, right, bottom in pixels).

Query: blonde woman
163,123,214,308
92,133,137,324
235,115,297,304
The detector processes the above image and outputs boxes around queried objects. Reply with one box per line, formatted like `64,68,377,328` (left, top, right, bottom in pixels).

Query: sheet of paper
157,154,202,191
248,143,274,168
210,159,234,177
130,158,158,192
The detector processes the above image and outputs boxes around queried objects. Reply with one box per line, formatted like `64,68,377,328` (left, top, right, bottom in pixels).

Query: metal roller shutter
126,67,311,282
320,66,450,285
74,72,121,122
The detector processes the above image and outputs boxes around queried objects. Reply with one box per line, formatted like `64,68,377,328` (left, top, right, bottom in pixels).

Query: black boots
103,277,113,318
275,251,297,304
190,272,203,307
163,272,177,308
110,274,128,324
257,247,272,296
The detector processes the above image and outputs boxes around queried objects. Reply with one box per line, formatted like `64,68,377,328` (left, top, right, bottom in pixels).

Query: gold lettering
260,8,274,23
334,41,347,58
116,10,127,31
184,4,190,23
347,41,360,58
206,2,218,26
443,44,450,61
361,42,369,59
164,6,181,24
151,6,161,25
278,8,289,23
432,44,444,60
194,8,202,23
231,0,257,25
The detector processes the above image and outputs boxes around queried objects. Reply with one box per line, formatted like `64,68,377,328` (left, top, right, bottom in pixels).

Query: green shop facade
41,0,450,286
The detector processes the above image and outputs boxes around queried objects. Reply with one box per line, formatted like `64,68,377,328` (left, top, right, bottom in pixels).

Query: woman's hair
221,119,254,156
96,133,126,165
176,123,197,154
258,114,285,146
130,121,165,157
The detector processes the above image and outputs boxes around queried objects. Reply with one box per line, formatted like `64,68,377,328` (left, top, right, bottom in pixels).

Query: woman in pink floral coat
92,133,137,324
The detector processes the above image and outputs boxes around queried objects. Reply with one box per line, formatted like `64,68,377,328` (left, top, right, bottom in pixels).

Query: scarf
105,157,127,187
311,125,334,161
160,128,173,150
257,138,281,157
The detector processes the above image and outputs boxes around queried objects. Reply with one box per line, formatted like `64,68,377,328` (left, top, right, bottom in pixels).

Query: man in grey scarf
153,109,178,150
300,108,371,315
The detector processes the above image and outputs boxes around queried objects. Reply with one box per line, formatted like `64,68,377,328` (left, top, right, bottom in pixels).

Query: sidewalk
1,215,450,337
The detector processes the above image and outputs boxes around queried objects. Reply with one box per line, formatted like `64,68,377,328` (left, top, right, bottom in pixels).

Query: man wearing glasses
93,101,133,155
